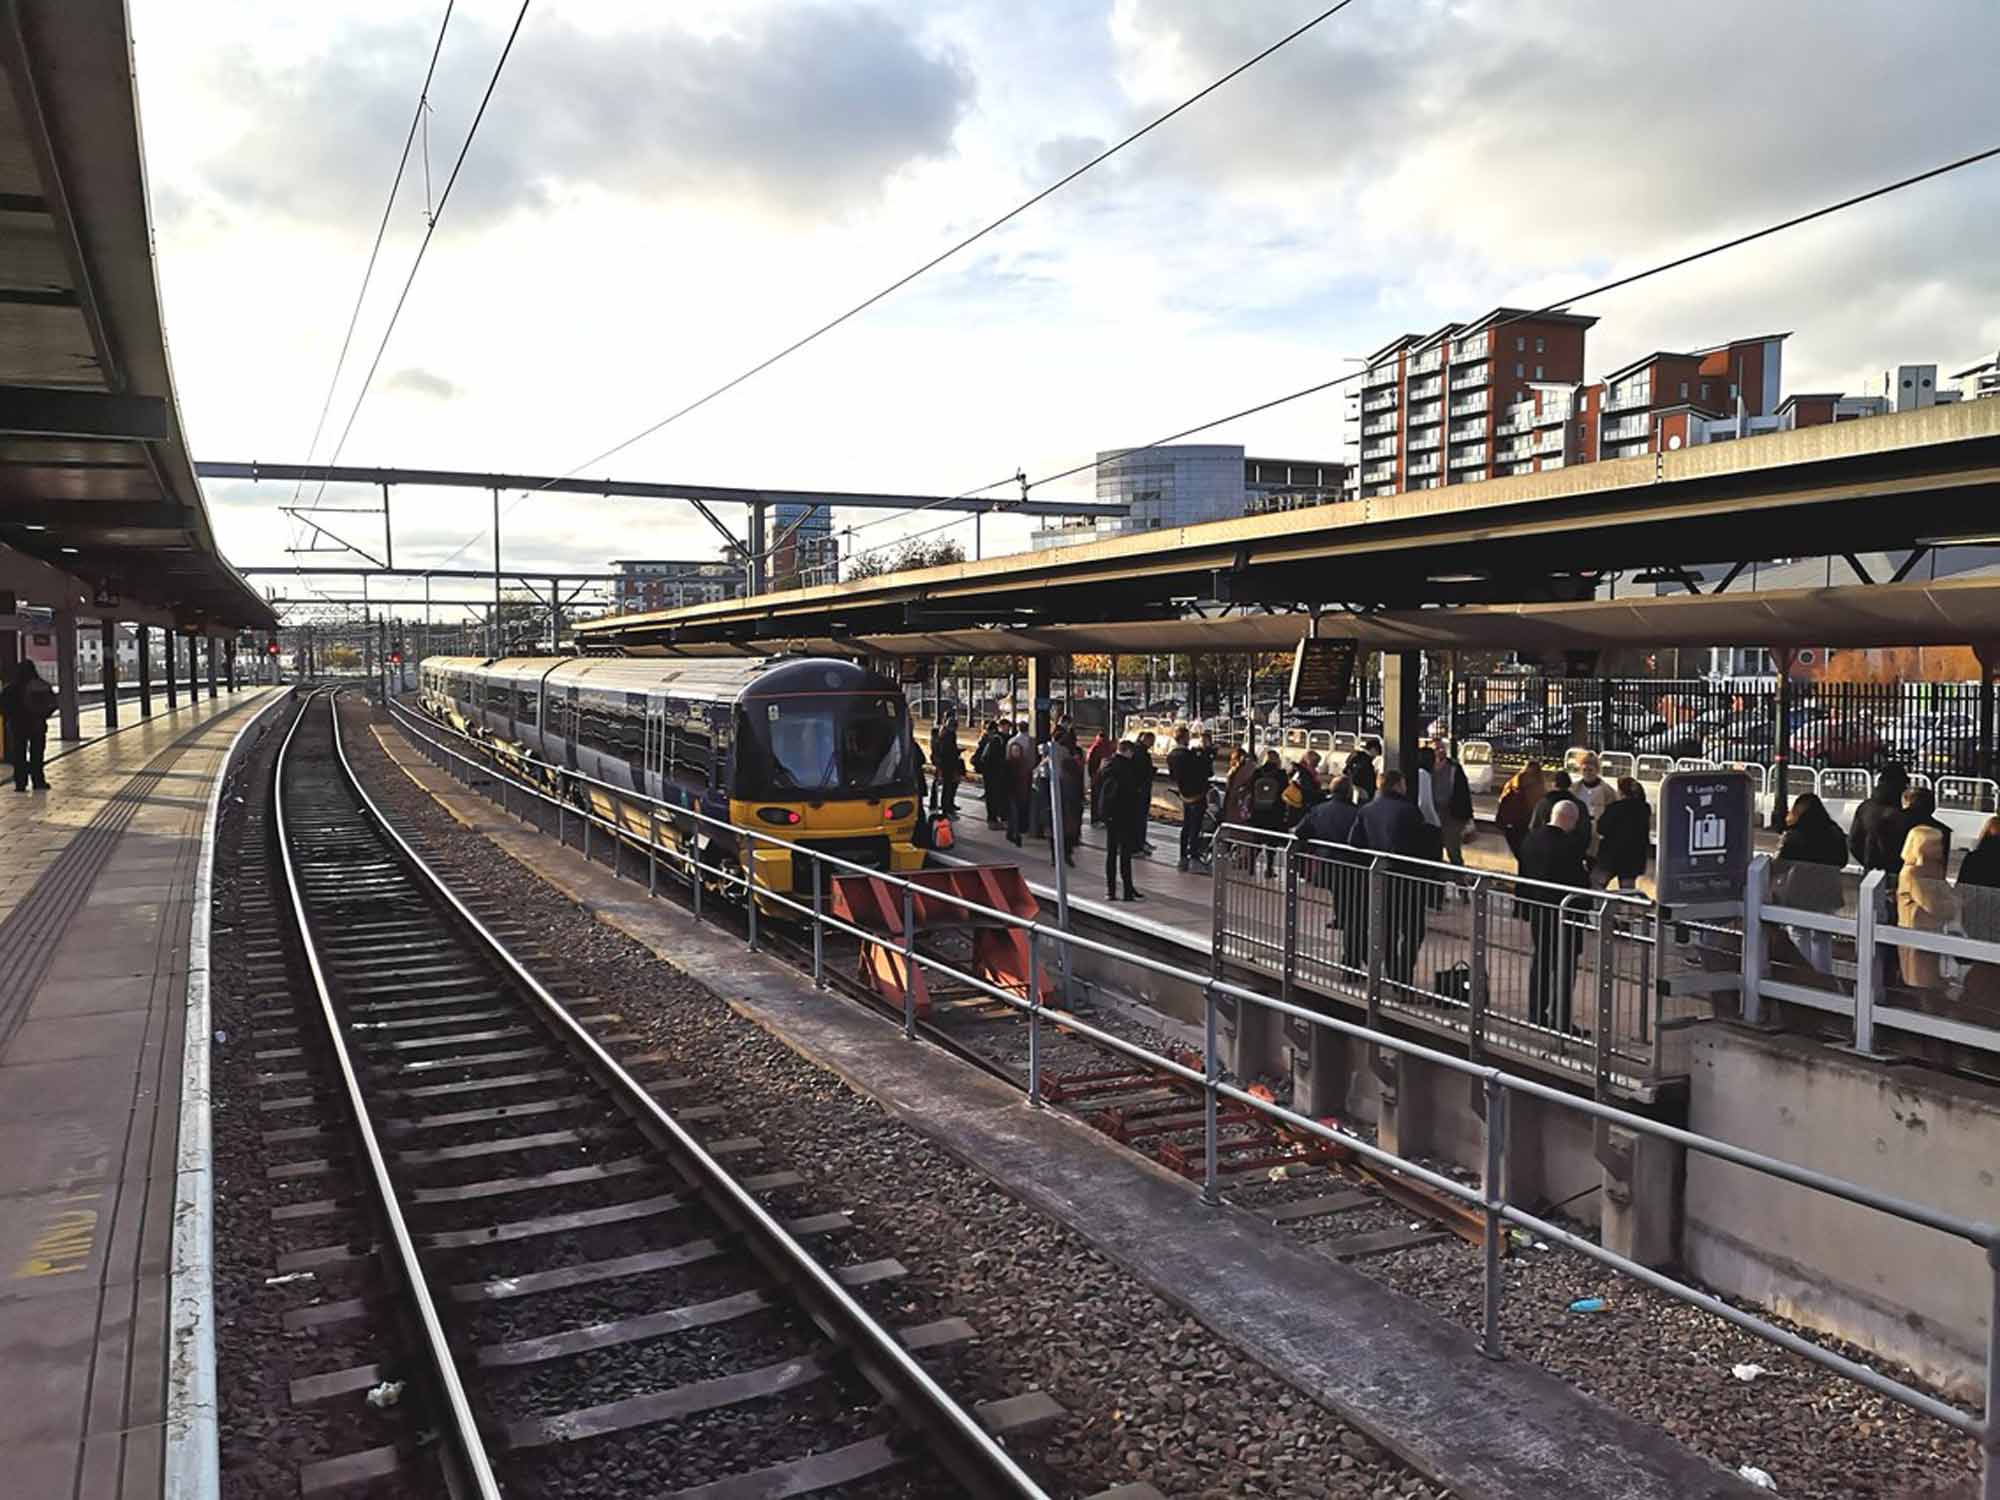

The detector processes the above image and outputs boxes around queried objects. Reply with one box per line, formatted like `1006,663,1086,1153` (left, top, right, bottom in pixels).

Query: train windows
733,694,913,799
514,683,538,725
667,704,713,781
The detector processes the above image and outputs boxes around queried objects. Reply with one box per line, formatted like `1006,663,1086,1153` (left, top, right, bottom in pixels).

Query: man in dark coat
1518,799,1590,1031
974,722,1006,828
1166,726,1216,873
0,660,55,792
1848,765,1911,877
1097,741,1148,902
1298,778,1365,972
1350,770,1431,989
1532,769,1592,865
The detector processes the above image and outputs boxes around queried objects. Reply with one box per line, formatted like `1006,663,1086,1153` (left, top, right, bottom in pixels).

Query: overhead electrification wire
1020,138,2000,494
311,0,534,506
283,1,456,586
827,139,2000,573
425,0,1365,572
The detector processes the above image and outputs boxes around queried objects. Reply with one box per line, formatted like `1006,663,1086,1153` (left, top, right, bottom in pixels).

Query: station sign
1288,636,1358,712
1657,769,1752,906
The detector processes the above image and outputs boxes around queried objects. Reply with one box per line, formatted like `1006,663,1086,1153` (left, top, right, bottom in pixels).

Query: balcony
1533,403,1571,427
1454,469,1488,484
1448,394,1489,417
1361,416,1399,437
1495,440,1534,463
1495,411,1534,436
1407,376,1442,400
1450,335,1490,362
1603,386,1652,413
1409,350,1443,375
1449,445,1488,468
1602,416,1651,442
1540,456,1565,471
1361,463,1396,484
1408,430,1441,452
1407,455,1440,477
1360,439,1397,460
1452,362,1490,389
1448,421,1485,443
1535,431,1565,454
1363,363,1400,389
1408,403,1442,427
1362,388,1399,413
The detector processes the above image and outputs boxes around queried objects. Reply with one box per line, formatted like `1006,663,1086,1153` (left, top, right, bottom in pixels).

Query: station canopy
0,0,274,630
577,576,2000,659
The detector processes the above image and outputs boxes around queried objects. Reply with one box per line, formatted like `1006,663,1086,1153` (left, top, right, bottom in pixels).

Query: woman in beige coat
1896,825,1958,991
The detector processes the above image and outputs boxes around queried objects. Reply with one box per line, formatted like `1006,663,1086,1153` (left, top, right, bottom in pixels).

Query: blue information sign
1657,769,1753,906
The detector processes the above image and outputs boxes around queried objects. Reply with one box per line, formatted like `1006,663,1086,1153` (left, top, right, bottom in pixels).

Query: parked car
1789,716,1887,769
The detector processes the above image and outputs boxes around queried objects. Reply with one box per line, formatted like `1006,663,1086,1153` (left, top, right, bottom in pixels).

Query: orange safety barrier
827,864,1044,1019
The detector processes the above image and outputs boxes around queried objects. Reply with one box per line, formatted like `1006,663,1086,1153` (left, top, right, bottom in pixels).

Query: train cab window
734,694,913,799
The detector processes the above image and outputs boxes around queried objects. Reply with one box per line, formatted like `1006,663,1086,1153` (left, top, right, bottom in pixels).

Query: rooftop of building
1600,331,1792,385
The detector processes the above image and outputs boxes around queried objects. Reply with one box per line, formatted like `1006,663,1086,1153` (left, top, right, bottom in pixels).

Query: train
417,654,926,899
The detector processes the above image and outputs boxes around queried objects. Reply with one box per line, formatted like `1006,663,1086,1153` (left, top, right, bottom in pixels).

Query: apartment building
612,558,745,612
1353,306,1596,499
1591,333,1789,459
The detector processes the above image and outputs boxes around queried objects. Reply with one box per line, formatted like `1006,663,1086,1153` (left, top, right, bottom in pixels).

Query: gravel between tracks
349,704,1443,1499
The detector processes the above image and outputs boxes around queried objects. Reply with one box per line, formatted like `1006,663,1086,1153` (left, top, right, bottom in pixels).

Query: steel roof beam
0,386,171,441
195,460,1130,519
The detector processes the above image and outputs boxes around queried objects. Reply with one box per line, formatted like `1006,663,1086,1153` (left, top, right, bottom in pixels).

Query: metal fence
1214,826,1665,1091
1453,674,1994,780
1746,855,2000,1064
383,697,2000,1490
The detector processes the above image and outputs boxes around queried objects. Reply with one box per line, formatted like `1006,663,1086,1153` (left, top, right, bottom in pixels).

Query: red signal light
265,639,280,655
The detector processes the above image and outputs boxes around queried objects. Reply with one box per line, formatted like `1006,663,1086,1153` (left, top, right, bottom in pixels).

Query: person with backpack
1248,749,1289,876
1,659,55,792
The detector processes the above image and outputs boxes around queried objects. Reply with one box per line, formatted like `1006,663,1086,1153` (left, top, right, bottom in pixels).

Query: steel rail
330,696,1051,1499
272,692,504,1499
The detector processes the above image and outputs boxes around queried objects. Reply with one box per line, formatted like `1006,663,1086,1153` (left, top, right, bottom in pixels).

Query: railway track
377,700,1484,1270
258,691,1054,1498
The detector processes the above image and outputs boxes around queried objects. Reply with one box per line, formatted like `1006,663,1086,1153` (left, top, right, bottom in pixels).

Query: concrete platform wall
1685,1025,1999,1400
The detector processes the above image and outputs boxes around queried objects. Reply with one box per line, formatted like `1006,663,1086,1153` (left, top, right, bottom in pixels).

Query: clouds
138,0,2000,623
385,366,459,400
180,3,974,233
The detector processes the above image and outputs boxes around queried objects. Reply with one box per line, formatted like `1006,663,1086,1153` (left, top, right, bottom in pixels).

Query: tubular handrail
387,696,2000,1467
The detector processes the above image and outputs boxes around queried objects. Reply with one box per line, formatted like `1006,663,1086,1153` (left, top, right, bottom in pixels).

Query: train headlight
755,806,802,825
886,800,915,821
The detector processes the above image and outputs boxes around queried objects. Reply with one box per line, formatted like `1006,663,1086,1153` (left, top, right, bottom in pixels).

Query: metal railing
1745,855,2000,1064
1213,825,1663,1089
386,701,1999,1491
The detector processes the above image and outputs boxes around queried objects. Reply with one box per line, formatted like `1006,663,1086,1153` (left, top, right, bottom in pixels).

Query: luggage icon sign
1687,806,1728,856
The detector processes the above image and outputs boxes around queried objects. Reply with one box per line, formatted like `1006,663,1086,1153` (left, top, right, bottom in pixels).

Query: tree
845,536,966,581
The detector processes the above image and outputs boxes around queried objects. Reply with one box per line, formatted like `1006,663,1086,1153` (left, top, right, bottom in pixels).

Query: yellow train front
416,654,925,903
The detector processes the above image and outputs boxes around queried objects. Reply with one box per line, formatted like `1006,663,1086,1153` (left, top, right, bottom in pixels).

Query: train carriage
417,654,925,901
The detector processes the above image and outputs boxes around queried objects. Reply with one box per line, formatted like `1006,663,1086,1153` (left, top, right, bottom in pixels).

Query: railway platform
0,685,285,1499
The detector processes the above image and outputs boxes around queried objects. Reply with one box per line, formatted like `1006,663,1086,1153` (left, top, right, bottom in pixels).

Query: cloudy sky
132,0,2000,622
